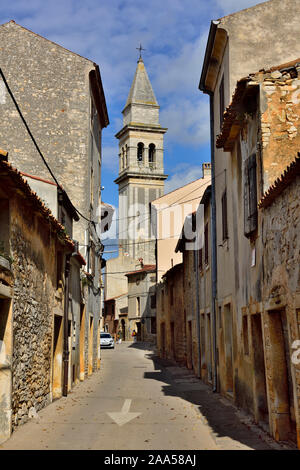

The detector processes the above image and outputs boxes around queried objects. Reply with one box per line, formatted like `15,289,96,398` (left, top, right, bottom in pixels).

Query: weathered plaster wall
220,0,300,97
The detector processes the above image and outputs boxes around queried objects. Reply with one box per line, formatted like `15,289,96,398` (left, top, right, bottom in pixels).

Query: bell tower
115,56,167,263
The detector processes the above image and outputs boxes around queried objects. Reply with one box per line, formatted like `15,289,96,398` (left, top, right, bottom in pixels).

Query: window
244,153,258,237
204,223,209,265
170,285,174,306
136,297,141,316
199,248,203,271
90,241,95,277
137,142,144,162
148,143,155,164
125,144,128,167
221,189,228,241
219,74,225,129
151,317,157,334
56,251,63,289
151,294,156,309
90,165,94,207
121,147,125,170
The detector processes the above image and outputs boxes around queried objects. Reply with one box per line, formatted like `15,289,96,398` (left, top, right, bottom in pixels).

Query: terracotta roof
258,154,300,209
73,252,86,266
0,149,8,158
125,265,156,277
104,293,127,303
266,58,300,73
216,77,251,150
0,159,76,252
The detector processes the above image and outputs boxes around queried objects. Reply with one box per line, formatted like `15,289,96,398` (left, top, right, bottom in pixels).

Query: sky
0,0,268,249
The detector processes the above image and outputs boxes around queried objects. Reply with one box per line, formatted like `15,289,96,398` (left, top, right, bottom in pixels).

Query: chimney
202,162,211,178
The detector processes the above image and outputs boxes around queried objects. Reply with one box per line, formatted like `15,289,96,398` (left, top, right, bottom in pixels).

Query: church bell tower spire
115,56,167,263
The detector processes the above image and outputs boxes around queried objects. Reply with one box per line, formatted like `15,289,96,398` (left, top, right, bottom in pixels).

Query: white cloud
165,164,208,193
0,0,270,156
161,96,210,146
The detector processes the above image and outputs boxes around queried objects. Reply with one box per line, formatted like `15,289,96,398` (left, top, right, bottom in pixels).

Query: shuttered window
221,189,228,241
199,248,203,271
204,223,209,265
244,153,258,237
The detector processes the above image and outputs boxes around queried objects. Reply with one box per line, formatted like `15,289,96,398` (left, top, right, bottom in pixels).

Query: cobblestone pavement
0,342,289,450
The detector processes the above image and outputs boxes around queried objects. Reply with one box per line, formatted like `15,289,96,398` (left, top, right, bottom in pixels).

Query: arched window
121,147,125,169
125,144,128,168
148,143,156,164
137,142,144,162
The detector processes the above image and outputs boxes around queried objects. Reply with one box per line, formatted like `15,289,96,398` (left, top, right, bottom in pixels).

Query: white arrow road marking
107,399,141,426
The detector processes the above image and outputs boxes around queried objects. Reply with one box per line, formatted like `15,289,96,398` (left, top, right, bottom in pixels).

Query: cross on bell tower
136,43,146,60
114,57,168,263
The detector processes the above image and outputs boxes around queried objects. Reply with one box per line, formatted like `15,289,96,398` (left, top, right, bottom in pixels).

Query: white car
100,332,115,349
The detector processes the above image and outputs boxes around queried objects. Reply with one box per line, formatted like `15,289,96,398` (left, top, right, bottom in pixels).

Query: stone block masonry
10,210,57,428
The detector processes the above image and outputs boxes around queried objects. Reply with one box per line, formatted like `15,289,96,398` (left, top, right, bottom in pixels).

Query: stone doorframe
0,276,13,444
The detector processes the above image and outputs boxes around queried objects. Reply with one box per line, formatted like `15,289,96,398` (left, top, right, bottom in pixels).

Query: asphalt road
0,342,277,450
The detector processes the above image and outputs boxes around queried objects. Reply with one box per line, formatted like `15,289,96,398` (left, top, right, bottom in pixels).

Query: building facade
0,20,109,378
0,159,84,443
215,62,300,446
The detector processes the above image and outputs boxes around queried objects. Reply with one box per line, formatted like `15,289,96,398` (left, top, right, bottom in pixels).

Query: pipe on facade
63,252,71,397
209,92,218,393
195,246,201,378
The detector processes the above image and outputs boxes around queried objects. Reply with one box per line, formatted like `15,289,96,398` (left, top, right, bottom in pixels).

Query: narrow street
0,343,279,450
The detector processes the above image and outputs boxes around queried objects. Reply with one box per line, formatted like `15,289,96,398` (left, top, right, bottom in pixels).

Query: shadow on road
132,346,276,450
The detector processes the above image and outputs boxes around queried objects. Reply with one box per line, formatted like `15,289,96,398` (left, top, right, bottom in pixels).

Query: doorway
52,315,63,398
88,315,94,376
251,314,269,426
161,323,166,359
187,320,193,370
207,313,212,382
224,303,233,393
170,321,175,360
136,322,141,342
79,304,85,381
0,298,12,443
121,319,126,341
268,309,296,443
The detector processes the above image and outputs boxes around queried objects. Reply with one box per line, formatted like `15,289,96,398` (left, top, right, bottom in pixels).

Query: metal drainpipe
209,91,218,393
195,244,201,378
63,253,71,397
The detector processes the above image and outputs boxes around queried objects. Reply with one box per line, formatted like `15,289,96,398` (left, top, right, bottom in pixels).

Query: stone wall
260,66,300,191
10,200,58,428
261,174,300,446
0,21,95,247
